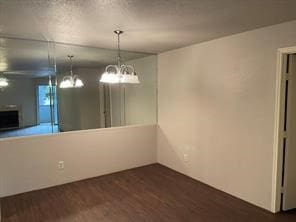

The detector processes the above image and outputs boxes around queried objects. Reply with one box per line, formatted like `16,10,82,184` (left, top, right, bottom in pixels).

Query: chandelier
60,55,84,88
100,30,140,84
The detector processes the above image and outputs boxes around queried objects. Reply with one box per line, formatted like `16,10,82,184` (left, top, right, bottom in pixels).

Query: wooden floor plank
1,164,296,222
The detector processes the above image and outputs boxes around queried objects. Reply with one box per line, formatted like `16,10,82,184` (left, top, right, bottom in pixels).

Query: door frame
272,46,296,213
36,84,50,124
35,85,40,125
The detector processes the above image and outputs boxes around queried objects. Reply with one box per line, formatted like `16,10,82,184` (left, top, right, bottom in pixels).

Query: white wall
157,20,296,211
0,124,156,197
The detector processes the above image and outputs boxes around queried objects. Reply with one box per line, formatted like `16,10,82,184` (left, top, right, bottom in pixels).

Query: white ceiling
1,0,296,53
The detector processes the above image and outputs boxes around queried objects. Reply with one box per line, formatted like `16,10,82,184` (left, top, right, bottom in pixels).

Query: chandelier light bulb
0,72,9,89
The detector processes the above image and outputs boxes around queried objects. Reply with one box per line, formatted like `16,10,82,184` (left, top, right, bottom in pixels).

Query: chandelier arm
120,65,135,75
126,65,135,74
106,64,119,73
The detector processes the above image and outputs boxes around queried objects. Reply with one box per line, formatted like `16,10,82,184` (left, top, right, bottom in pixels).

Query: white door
282,54,296,211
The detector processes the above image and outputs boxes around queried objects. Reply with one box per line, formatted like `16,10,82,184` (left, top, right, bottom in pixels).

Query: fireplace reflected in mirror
0,109,19,130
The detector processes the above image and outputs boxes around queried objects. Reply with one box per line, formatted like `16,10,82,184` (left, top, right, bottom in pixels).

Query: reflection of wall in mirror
76,68,101,130
109,84,122,127
108,55,157,127
125,55,157,125
0,75,37,128
57,68,103,132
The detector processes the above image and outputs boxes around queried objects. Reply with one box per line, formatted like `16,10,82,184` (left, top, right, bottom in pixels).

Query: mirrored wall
0,37,157,139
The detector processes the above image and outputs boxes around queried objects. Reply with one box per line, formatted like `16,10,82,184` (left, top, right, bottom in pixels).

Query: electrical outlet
183,154,189,162
58,161,64,170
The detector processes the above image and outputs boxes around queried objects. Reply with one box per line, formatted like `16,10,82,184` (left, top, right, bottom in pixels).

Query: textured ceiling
1,0,296,53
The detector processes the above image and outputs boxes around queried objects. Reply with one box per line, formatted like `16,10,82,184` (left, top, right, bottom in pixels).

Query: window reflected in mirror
0,37,157,139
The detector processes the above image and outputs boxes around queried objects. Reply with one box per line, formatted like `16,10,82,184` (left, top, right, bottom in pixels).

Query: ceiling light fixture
0,72,8,89
100,30,139,84
60,55,84,88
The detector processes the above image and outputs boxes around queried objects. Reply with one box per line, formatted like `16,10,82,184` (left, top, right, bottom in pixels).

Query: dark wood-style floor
1,164,296,222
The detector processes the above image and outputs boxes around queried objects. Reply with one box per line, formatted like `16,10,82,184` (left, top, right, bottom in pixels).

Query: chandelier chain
68,55,74,76
117,32,121,67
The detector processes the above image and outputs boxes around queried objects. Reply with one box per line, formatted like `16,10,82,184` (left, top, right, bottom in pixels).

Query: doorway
36,84,58,133
273,47,296,213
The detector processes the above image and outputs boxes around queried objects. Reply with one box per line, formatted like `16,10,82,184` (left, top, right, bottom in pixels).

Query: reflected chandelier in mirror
59,55,84,88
